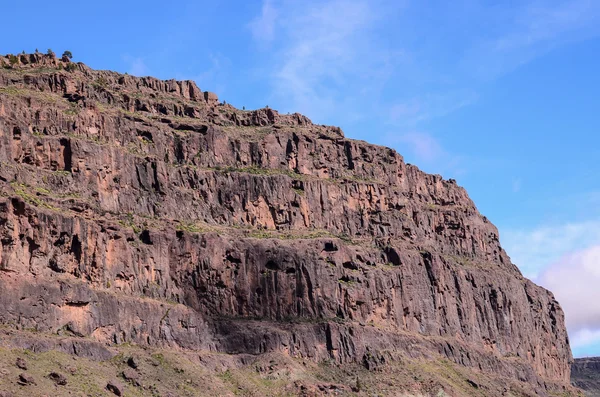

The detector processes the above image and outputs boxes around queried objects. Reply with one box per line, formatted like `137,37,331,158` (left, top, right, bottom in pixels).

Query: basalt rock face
572,358,600,396
0,53,576,395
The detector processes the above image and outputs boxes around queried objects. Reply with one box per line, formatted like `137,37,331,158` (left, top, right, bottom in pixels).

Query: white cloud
502,220,600,278
537,245,600,353
502,220,600,356
570,329,600,352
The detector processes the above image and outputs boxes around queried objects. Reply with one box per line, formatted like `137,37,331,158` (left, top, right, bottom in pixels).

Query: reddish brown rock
14,358,26,371
572,358,600,396
0,53,577,396
127,356,139,369
48,372,68,386
106,379,124,395
17,373,35,386
122,368,140,386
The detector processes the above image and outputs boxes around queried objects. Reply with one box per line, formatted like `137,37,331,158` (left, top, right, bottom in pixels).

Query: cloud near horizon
502,220,600,356
502,220,600,279
538,244,600,355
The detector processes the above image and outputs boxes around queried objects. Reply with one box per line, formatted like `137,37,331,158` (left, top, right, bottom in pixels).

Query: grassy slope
0,330,577,397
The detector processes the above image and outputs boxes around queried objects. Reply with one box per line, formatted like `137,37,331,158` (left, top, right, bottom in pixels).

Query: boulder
106,379,124,396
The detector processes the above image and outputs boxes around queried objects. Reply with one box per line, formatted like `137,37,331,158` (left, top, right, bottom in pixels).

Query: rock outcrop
0,52,578,396
572,358,600,396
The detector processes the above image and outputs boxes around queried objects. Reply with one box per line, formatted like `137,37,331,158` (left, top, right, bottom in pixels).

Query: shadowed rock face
0,53,576,396
573,358,600,396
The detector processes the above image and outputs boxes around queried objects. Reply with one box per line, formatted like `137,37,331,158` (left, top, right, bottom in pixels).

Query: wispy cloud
245,0,600,357
495,0,600,52
392,132,444,163
502,219,600,356
539,245,600,330
388,91,478,127
248,0,278,44
191,53,231,96
248,0,600,182
250,0,600,125
464,0,600,79
382,131,465,177
537,244,600,355
512,178,522,193
502,220,600,279
571,329,600,351
250,0,402,122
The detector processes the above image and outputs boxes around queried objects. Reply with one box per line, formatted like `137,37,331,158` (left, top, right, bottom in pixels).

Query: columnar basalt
0,53,577,396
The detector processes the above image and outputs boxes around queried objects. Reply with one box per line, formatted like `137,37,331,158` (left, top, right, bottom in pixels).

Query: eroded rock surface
0,52,578,396
573,358,600,396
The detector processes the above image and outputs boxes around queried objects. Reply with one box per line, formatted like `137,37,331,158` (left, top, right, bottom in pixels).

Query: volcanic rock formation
0,52,579,396
572,358,600,396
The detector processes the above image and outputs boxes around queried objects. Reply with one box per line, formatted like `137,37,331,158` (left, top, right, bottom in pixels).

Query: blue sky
3,0,600,357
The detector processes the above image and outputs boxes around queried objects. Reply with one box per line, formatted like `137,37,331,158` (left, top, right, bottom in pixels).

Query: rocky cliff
0,52,579,396
572,358,600,396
